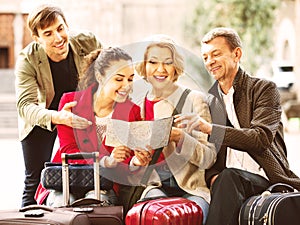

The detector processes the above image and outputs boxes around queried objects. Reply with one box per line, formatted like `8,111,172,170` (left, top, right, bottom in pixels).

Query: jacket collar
140,85,187,119
72,83,99,151
33,35,86,108
73,83,98,120
208,67,244,100
69,36,88,78
71,83,134,151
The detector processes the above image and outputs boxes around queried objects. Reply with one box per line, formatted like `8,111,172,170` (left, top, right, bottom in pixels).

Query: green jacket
15,30,102,140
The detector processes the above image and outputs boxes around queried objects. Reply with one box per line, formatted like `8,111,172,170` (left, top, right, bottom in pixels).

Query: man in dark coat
174,27,300,225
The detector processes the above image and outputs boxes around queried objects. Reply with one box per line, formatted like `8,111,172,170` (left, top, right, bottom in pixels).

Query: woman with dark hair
35,47,151,206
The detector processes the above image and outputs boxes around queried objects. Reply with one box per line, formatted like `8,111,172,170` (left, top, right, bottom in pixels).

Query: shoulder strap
140,88,191,186
172,88,191,116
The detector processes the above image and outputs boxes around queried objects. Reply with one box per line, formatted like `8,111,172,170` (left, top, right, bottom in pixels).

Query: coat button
83,139,89,144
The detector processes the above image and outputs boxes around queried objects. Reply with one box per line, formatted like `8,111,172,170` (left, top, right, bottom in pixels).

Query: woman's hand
169,127,184,145
132,146,154,166
174,113,212,135
111,146,132,162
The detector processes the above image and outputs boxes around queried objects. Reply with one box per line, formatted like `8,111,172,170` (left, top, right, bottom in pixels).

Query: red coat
35,83,141,204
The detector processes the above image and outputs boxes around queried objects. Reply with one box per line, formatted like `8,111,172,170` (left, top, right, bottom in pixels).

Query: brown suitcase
0,204,90,225
60,152,123,225
63,199,123,225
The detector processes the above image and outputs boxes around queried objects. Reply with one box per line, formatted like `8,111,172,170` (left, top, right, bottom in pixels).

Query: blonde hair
135,34,184,82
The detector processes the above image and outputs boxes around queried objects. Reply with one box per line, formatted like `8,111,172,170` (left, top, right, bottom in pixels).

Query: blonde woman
128,35,217,224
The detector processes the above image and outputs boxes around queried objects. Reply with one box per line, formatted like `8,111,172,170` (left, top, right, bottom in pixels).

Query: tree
185,0,280,74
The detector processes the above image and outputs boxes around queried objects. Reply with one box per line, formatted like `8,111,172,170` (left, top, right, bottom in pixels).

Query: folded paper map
105,117,173,149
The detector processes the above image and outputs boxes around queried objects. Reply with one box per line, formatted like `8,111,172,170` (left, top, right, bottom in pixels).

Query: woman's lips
117,90,128,96
154,75,167,81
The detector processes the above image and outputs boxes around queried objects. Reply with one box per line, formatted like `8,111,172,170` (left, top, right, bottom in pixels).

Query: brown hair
78,47,132,90
135,35,184,82
27,4,68,37
201,27,242,51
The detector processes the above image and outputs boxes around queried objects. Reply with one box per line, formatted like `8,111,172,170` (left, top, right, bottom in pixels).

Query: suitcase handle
61,152,101,206
267,183,295,193
19,205,53,212
70,198,102,207
70,197,112,207
62,152,99,164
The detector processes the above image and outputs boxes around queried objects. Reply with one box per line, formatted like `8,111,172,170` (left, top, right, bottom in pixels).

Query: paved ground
0,138,59,210
0,123,299,210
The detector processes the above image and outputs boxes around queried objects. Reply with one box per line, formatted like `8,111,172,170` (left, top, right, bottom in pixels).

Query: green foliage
185,0,280,74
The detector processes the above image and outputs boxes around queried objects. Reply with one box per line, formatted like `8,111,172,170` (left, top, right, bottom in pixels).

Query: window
0,48,9,68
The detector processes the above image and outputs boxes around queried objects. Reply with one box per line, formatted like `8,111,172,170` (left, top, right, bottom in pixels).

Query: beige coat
132,85,217,202
15,31,101,140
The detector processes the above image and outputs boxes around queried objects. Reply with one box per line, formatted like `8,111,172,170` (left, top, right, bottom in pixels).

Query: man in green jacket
15,4,101,207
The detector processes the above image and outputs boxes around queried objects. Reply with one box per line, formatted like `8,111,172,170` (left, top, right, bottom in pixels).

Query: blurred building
272,0,300,120
0,0,197,69
0,0,299,137
273,0,300,96
0,0,198,138
0,0,299,76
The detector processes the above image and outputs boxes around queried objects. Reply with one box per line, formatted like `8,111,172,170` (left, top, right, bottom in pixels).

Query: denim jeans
206,168,269,225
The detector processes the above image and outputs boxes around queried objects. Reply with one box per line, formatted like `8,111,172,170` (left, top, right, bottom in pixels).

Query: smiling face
145,46,176,90
33,15,69,62
201,36,241,83
100,59,134,103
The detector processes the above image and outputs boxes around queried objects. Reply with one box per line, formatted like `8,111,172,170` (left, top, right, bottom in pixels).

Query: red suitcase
125,197,203,225
0,204,90,225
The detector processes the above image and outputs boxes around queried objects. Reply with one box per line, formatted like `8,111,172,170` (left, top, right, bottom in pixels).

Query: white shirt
95,112,118,168
222,86,268,179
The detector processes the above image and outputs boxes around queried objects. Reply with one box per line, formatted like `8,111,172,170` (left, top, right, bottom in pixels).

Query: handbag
120,88,191,213
41,162,113,197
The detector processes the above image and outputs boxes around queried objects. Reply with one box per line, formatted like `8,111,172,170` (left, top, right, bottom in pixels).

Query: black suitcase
59,152,123,225
239,183,300,225
0,204,90,225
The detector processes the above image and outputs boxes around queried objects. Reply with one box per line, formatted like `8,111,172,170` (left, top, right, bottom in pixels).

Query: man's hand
174,113,212,135
51,101,92,129
210,174,219,187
